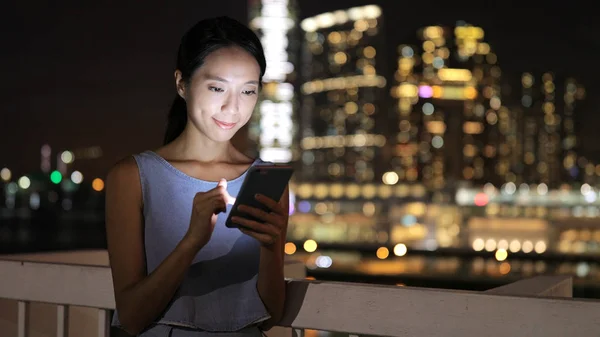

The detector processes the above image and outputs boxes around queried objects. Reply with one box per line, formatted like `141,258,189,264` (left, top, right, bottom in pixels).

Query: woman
105,16,288,337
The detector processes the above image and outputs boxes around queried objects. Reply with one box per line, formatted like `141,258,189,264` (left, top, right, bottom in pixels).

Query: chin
209,129,238,143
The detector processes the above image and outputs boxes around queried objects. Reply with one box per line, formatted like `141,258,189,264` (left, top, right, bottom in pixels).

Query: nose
221,92,239,115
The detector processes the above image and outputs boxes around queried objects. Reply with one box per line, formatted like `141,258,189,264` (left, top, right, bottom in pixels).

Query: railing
1,250,600,337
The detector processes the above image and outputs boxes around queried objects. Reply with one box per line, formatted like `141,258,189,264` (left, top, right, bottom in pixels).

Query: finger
194,197,225,217
218,178,227,189
231,217,278,236
195,187,225,201
194,182,231,204
211,196,227,214
239,227,276,246
216,178,236,205
236,205,277,225
255,194,286,215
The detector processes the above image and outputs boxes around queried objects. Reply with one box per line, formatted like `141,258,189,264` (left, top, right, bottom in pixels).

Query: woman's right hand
184,179,230,250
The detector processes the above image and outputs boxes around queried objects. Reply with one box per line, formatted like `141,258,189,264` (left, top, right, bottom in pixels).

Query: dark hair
163,16,267,145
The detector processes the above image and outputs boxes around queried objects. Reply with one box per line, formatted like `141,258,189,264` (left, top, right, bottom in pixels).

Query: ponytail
163,95,188,145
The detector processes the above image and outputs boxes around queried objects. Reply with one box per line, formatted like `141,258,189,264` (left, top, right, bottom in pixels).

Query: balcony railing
1,250,599,337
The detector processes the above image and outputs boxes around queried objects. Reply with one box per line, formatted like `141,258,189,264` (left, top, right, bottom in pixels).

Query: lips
213,118,237,130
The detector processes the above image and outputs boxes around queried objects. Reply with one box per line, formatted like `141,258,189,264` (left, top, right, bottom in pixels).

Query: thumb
218,178,227,189
218,178,235,205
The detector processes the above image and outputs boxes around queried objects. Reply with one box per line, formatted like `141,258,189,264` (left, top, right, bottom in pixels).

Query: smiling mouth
213,118,237,130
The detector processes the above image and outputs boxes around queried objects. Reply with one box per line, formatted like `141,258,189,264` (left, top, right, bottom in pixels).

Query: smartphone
225,165,294,229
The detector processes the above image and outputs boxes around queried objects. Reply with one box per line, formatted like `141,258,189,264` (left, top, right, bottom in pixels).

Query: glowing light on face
186,47,260,143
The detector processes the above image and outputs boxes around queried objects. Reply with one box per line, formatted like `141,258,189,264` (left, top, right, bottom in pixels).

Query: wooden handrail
2,258,600,336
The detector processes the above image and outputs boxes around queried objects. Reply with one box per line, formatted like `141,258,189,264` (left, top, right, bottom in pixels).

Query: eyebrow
205,75,259,85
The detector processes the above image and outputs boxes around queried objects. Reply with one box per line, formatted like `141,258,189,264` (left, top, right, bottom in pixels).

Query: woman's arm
255,188,290,330
105,157,203,335
256,237,287,330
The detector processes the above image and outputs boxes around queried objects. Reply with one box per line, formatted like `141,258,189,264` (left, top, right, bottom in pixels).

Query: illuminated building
561,78,587,184
248,0,299,163
510,73,586,187
534,73,560,186
391,23,506,192
285,16,596,253
456,183,600,255
456,27,506,188
297,5,388,183
285,5,403,248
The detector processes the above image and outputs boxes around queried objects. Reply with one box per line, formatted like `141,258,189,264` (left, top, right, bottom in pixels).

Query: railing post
98,309,110,337
18,301,29,337
57,304,69,337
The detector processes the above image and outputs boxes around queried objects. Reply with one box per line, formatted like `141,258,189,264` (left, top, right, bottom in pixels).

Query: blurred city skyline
1,1,598,178
3,1,600,297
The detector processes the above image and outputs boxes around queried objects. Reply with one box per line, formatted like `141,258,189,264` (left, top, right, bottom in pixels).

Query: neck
171,123,234,163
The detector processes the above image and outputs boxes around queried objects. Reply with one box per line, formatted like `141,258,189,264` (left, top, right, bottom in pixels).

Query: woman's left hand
230,194,287,247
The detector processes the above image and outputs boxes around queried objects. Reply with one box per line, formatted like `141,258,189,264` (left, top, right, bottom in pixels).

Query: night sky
1,1,598,179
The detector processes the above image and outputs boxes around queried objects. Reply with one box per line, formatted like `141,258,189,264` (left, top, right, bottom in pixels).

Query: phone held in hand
225,164,294,229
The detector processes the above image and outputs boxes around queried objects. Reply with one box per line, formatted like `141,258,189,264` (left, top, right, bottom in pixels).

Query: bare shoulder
106,155,142,206
107,156,140,185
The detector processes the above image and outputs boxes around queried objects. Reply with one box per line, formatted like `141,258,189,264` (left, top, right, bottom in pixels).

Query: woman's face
177,45,261,143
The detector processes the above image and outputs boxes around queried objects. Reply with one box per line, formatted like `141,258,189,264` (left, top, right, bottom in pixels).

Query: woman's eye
243,90,257,95
209,87,224,92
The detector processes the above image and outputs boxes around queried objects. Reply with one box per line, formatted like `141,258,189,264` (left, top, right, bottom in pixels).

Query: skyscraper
297,5,389,183
511,72,586,187
248,0,299,163
285,5,403,247
391,23,506,191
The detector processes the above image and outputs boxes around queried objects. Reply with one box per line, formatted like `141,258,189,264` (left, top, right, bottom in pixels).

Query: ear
174,70,186,99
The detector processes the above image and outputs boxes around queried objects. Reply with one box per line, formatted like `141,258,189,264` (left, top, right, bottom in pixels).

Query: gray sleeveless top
112,151,270,335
